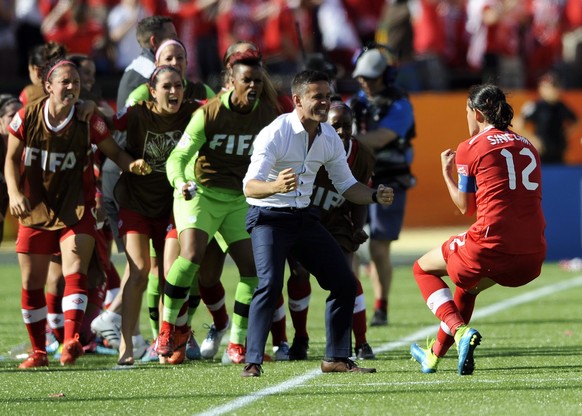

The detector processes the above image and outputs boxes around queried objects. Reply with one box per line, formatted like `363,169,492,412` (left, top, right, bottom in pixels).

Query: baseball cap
352,49,388,79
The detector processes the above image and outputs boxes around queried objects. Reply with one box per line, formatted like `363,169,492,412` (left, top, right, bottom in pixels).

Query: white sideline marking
375,275,582,352
194,275,582,416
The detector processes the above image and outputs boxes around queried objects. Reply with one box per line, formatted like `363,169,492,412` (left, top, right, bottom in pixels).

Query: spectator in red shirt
41,0,105,56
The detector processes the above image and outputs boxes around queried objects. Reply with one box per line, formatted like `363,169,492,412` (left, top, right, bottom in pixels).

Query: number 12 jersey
455,126,546,255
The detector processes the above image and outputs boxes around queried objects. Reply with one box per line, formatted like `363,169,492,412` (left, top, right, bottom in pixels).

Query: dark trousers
245,205,357,364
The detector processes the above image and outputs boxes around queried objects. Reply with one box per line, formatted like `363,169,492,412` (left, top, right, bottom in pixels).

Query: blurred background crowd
1,0,582,101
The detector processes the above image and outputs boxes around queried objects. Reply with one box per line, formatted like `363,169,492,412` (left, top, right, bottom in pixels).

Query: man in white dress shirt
241,70,394,377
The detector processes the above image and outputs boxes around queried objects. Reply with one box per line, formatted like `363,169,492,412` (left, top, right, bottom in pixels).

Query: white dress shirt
244,110,358,208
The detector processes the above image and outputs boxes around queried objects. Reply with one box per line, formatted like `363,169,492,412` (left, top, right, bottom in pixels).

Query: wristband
371,191,378,203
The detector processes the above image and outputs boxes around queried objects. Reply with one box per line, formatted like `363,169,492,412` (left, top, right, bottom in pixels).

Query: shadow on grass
475,345,582,358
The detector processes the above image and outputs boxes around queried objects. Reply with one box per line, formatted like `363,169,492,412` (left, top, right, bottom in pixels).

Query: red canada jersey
455,126,546,254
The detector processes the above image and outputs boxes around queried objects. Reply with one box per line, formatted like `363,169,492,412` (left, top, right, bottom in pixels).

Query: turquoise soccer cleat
454,326,482,375
410,339,440,373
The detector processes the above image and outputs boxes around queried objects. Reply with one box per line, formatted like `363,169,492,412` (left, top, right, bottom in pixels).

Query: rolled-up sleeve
243,124,277,194
324,126,358,194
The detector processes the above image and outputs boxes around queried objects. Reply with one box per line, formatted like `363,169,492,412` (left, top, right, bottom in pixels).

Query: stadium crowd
0,0,563,377
1,0,582,95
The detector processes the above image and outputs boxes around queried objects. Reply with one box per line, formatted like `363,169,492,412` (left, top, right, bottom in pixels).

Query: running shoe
274,341,290,361
200,318,230,359
370,309,388,326
221,342,245,364
454,325,482,375
45,331,60,354
90,313,121,350
355,342,376,360
83,340,97,354
141,339,159,362
133,336,148,360
60,334,84,366
94,336,118,355
167,325,190,365
288,336,309,361
156,322,175,357
410,339,440,373
18,351,49,369
186,332,201,360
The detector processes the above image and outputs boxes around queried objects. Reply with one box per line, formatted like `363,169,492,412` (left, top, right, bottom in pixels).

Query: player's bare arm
97,137,151,175
4,135,31,219
244,168,298,199
343,182,394,205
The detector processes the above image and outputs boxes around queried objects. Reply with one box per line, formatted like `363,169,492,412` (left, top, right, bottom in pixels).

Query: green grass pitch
0,249,581,415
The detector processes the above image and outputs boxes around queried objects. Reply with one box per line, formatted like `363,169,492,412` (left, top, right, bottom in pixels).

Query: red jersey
43,20,104,55
455,126,546,254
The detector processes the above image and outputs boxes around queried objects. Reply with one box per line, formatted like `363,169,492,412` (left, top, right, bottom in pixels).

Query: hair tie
46,60,76,82
155,39,186,62
148,65,180,88
228,49,262,68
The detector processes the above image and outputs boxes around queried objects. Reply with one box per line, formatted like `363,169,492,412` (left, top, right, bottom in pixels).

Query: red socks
433,287,477,357
413,261,464,335
46,291,64,343
270,294,288,346
287,276,311,339
199,282,229,330
62,273,88,342
353,279,368,348
21,288,47,352
374,298,387,313
104,262,121,309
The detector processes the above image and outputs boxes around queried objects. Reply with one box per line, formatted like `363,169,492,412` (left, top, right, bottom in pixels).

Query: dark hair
28,42,67,67
329,101,353,123
330,100,351,112
330,94,344,104
303,53,337,79
148,65,181,88
155,38,187,61
223,41,260,67
136,16,174,48
0,94,21,117
291,70,330,97
41,58,78,90
67,54,91,68
467,84,514,130
228,49,263,69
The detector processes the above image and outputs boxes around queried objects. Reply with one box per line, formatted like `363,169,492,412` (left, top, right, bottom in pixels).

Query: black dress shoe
320,358,376,373
241,363,263,377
